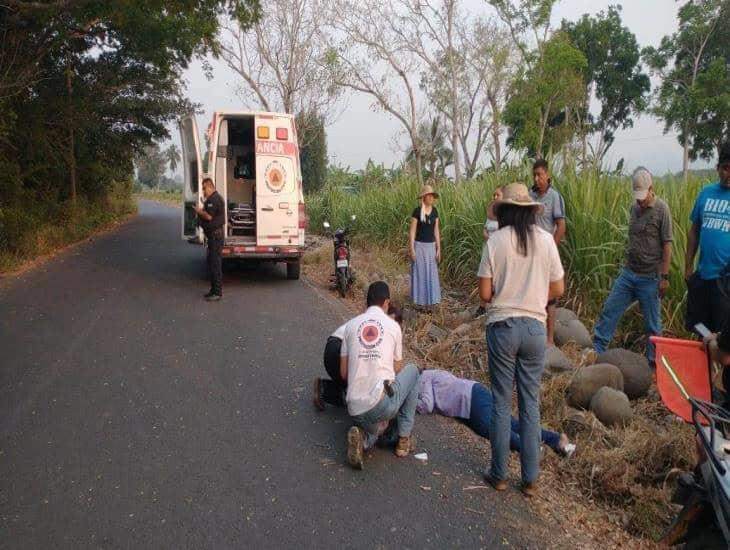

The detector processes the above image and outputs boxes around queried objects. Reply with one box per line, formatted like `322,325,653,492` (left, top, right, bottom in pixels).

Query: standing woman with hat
477,183,565,497
409,184,442,310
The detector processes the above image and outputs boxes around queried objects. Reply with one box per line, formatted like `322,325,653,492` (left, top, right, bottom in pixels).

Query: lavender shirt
416,370,475,419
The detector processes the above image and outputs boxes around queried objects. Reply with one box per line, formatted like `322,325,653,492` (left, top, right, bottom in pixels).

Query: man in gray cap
593,167,673,366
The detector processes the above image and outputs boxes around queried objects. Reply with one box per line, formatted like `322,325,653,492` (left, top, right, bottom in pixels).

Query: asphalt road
1,201,555,549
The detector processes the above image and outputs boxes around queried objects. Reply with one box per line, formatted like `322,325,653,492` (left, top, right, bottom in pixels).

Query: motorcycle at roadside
323,215,356,298
661,397,730,549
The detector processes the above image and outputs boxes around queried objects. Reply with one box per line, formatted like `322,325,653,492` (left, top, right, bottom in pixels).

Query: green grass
135,188,183,207
307,169,714,338
0,181,137,273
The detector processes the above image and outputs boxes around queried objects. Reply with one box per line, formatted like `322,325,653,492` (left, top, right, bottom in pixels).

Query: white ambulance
179,111,306,279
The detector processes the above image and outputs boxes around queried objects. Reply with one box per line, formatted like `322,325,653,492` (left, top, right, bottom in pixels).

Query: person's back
342,306,402,416
481,225,562,324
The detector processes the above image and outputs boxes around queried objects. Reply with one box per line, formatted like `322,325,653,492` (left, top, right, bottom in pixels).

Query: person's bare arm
553,218,566,245
340,355,348,382
483,227,489,241
394,359,403,374
479,276,493,303
548,278,565,301
193,204,212,221
409,217,417,262
435,218,441,263
659,242,672,297
685,222,700,281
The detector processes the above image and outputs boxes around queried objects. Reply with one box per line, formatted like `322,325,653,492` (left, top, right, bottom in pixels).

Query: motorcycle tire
337,270,348,298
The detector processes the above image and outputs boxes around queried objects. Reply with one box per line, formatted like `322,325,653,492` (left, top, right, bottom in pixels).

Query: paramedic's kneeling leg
340,282,419,469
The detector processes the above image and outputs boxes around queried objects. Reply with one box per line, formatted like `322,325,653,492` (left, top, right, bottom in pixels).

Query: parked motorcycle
323,215,356,298
661,397,730,548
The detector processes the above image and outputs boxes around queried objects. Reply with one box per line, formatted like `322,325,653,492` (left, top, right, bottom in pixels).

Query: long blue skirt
411,241,441,306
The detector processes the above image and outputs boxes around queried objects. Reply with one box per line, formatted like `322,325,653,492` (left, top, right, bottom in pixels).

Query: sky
176,0,715,176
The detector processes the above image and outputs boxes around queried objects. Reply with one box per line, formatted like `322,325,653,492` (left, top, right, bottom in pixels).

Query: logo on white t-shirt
357,319,383,349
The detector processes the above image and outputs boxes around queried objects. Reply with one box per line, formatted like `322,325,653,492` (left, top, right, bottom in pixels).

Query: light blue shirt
690,182,730,280
529,185,566,235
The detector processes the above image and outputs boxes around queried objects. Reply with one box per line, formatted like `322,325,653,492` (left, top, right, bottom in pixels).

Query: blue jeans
593,268,661,364
466,384,560,452
486,317,546,484
350,363,420,450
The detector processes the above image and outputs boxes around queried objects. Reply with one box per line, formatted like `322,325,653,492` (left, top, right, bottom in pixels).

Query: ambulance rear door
179,113,203,241
254,115,300,247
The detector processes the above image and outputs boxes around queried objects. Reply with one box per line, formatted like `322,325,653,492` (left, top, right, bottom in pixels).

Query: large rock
566,363,625,410
426,323,449,342
555,319,592,348
590,387,633,427
543,345,574,376
597,348,652,400
555,307,579,324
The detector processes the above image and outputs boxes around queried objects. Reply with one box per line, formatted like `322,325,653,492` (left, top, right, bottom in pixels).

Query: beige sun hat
488,182,544,219
418,184,439,199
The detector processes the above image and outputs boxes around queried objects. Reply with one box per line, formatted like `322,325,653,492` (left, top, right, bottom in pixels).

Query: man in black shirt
194,177,225,301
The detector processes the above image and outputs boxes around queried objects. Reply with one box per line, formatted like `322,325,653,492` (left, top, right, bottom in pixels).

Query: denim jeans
486,317,546,484
350,363,420,450
466,384,560,452
593,268,661,364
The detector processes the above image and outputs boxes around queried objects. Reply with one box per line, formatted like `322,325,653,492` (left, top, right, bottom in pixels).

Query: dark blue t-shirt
690,182,730,280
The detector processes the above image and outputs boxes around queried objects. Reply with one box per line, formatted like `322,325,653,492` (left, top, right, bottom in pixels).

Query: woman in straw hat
409,184,442,310
477,182,565,497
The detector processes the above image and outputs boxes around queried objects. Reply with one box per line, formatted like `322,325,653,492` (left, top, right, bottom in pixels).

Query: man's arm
549,278,565,301
340,355,348,383
553,218,566,245
659,241,672,297
685,222,700,281
194,204,212,221
479,276,493,303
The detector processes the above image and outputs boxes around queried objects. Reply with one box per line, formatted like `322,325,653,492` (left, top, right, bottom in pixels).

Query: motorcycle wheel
337,270,348,298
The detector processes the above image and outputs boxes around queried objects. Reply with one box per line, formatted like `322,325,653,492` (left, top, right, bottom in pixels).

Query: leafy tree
562,6,650,167
644,0,729,181
504,31,587,158
165,144,181,175
136,145,167,188
405,118,454,180
297,110,328,193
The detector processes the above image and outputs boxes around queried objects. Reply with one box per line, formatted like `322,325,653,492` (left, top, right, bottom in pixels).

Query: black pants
685,273,730,333
207,234,223,296
322,336,346,406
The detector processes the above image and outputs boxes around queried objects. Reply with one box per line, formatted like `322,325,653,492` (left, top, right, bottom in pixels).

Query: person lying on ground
341,282,419,469
416,369,575,457
313,304,403,411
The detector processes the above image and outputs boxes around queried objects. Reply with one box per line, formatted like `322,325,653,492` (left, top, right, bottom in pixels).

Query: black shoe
204,291,215,298
205,293,222,302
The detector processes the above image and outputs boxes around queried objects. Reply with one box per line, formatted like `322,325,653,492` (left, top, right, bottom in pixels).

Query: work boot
312,378,325,411
395,434,416,458
483,471,508,491
347,426,364,469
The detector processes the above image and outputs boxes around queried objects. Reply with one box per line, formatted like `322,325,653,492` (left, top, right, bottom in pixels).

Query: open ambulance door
180,114,203,241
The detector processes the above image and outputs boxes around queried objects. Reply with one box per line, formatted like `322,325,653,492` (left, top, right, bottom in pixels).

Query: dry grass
303,239,696,547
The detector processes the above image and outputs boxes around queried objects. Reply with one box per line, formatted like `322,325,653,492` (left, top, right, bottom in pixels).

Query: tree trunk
682,123,689,183
66,68,77,205
492,123,502,180
414,147,424,186
446,0,460,185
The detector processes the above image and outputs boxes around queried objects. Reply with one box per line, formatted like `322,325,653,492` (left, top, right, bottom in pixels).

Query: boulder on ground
452,323,472,337
426,322,449,342
564,408,609,438
590,387,633,427
555,319,592,348
566,363,624,409
555,307,579,324
401,306,418,323
543,346,574,376
597,348,652,400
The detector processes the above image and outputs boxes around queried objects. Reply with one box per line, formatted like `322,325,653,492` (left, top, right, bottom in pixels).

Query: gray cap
632,167,653,200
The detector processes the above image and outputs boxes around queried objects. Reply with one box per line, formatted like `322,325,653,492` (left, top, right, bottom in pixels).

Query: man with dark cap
194,177,225,301
593,167,673,366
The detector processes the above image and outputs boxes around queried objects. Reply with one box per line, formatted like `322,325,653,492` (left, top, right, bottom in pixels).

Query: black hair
532,158,548,172
387,303,403,325
367,281,390,307
496,204,536,256
202,177,215,187
719,142,730,165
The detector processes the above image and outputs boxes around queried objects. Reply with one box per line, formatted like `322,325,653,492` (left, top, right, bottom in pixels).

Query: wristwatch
660,273,669,280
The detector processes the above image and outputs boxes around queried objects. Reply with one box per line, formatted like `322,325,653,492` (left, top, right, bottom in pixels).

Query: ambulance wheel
287,260,301,280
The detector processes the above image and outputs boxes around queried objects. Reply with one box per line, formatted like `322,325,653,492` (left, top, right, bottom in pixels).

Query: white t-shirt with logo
341,306,403,416
477,226,564,324
331,323,347,340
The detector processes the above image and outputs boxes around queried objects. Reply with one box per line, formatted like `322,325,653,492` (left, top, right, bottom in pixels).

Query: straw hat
418,184,439,199
488,182,544,219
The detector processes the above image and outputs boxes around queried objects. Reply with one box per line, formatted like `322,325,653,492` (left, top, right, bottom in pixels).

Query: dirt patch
303,239,694,548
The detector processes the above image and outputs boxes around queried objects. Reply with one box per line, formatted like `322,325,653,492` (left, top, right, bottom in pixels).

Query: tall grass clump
307,168,715,337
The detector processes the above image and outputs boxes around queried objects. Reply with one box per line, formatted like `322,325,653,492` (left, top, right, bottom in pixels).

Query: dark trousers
465,383,561,452
685,272,730,333
322,336,346,406
207,234,223,295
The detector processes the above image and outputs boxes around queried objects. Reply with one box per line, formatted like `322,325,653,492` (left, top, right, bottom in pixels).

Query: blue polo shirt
690,182,730,280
